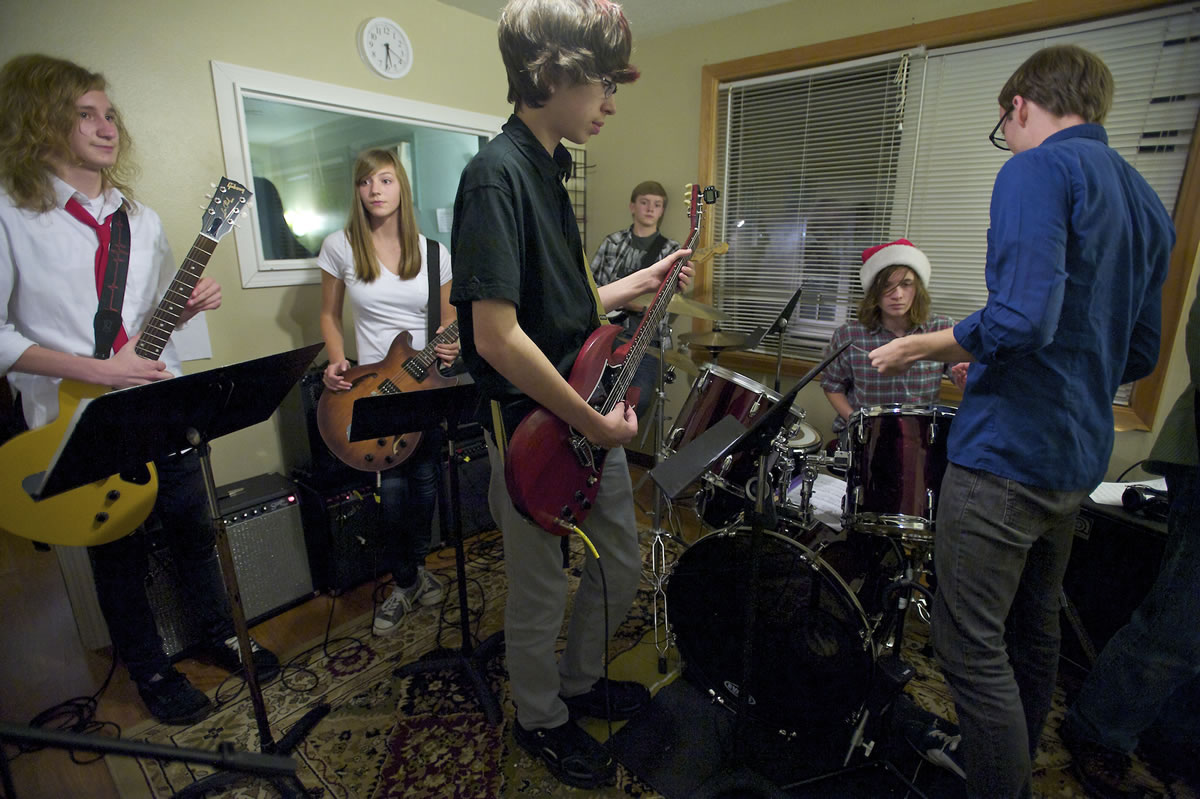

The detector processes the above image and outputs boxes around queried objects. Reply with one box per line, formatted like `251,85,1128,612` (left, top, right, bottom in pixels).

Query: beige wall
1,0,509,483
3,0,1194,485
589,0,1199,482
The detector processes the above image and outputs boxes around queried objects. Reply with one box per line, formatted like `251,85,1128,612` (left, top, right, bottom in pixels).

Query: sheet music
787,471,846,529
1089,478,1166,506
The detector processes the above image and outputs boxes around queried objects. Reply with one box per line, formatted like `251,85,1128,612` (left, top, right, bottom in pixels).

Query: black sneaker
201,635,282,683
136,669,213,724
1061,723,1141,799
513,719,617,789
562,678,650,721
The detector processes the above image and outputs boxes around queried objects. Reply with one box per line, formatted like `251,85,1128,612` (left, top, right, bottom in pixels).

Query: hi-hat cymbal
646,346,700,377
630,293,727,320
680,330,748,349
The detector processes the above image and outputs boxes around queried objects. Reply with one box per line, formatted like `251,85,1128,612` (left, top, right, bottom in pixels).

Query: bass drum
666,528,874,735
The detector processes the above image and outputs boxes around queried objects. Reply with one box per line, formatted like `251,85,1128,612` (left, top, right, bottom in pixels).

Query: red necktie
64,196,130,354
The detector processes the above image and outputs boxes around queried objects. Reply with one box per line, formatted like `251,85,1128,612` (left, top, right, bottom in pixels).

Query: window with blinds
714,52,914,357
715,5,1200,374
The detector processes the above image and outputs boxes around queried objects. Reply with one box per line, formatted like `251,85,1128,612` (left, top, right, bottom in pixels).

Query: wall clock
357,17,413,79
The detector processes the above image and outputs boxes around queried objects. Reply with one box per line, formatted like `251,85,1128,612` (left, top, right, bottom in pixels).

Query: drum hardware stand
26,344,330,799
763,284,804,393
349,382,504,725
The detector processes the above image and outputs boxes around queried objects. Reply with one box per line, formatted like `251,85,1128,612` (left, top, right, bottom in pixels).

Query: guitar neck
399,319,459,382
133,234,217,361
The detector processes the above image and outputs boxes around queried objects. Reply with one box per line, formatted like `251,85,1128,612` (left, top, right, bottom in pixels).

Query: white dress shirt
0,175,181,428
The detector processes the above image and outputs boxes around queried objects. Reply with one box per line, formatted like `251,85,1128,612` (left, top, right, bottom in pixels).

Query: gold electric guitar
0,177,251,547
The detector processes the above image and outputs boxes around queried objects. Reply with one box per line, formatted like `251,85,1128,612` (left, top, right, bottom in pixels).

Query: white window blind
903,6,1200,331
714,51,916,357
715,5,1200,368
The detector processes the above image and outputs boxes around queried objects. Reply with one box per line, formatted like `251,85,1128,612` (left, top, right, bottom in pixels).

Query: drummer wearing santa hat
820,238,967,443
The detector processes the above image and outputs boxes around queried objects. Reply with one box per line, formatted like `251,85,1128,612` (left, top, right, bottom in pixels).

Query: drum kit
633,295,957,755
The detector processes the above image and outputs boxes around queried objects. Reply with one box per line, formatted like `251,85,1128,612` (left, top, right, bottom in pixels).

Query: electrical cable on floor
9,653,121,765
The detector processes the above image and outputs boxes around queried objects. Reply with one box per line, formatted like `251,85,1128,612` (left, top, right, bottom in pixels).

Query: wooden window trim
694,0,1198,432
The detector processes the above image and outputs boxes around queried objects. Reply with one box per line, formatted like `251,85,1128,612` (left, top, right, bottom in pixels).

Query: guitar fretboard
134,235,218,360
401,321,460,382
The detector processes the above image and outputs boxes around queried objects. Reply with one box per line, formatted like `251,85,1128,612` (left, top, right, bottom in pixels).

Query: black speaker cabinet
1060,499,1167,673
295,473,390,594
146,472,315,659
432,429,496,541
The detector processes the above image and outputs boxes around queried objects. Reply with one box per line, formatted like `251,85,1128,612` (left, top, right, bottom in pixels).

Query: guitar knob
377,438,387,446
574,491,585,501
581,499,592,510
560,506,574,520
95,512,109,523
385,456,394,463
398,440,408,448
364,454,374,462
106,490,121,501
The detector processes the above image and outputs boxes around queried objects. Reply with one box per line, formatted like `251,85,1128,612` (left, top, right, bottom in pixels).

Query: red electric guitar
504,183,718,534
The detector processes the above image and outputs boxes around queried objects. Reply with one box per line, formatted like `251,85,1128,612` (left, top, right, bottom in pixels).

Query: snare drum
845,404,955,543
667,527,874,735
787,421,823,471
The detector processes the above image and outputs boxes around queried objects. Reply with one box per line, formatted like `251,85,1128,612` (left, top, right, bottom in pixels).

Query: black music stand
348,381,504,725
34,343,328,799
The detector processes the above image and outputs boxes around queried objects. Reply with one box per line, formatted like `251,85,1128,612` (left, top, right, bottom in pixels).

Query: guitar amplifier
294,471,390,594
143,473,314,659
432,424,496,541
1060,499,1167,675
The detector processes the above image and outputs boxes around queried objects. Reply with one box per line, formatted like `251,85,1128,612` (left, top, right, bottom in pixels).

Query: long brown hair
0,54,138,212
857,265,931,330
345,149,421,282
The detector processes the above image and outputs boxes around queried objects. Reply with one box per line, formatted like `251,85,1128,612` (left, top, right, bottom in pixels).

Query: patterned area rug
106,530,1197,798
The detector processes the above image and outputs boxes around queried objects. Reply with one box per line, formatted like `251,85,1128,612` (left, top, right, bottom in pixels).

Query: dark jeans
1065,462,1200,752
931,463,1089,799
377,428,441,587
87,450,232,683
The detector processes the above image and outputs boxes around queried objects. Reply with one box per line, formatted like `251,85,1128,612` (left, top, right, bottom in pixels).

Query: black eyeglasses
600,76,617,99
990,107,1012,151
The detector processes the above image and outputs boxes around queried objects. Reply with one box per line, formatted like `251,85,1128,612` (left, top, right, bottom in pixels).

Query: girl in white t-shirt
317,149,457,636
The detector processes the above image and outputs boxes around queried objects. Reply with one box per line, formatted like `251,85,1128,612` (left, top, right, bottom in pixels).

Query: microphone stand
765,285,804,393
647,310,678,674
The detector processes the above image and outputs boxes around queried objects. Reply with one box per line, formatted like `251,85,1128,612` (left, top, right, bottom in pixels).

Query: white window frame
210,61,504,288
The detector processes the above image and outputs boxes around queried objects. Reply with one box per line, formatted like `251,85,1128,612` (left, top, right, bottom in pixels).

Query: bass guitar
505,184,718,534
0,177,251,547
316,321,460,472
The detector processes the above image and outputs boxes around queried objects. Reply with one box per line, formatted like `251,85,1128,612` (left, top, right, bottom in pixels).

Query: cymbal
646,346,700,377
630,293,727,320
680,330,748,349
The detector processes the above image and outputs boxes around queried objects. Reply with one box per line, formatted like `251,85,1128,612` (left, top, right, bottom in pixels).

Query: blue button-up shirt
951,124,1174,491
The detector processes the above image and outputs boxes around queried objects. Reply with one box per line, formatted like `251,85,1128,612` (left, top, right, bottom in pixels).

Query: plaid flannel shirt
590,226,679,286
820,314,956,432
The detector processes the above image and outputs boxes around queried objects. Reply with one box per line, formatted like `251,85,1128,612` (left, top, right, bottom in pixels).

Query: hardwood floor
0,527,390,799
0,466,679,799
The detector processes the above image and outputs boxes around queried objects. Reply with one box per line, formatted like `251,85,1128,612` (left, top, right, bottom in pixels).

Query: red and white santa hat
860,238,931,291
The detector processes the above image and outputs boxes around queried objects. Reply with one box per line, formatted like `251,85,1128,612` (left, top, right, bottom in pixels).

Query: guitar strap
64,198,132,359
638,233,666,273
425,237,441,342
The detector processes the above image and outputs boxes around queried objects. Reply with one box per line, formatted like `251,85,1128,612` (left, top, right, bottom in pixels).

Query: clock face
358,17,413,79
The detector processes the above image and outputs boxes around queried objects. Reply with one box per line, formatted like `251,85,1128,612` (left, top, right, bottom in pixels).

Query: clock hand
384,43,392,68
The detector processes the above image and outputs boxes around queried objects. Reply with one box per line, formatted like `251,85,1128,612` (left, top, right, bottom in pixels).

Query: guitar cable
567,525,615,740
8,652,120,765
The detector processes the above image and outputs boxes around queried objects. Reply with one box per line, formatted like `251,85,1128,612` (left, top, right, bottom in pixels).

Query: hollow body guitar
316,321,459,472
0,177,251,547
505,184,717,534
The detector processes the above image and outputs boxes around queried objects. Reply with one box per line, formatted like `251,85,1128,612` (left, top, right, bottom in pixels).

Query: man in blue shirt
869,45,1174,798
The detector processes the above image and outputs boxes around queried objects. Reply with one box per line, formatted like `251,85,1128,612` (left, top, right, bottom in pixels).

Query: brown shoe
1062,724,1141,799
